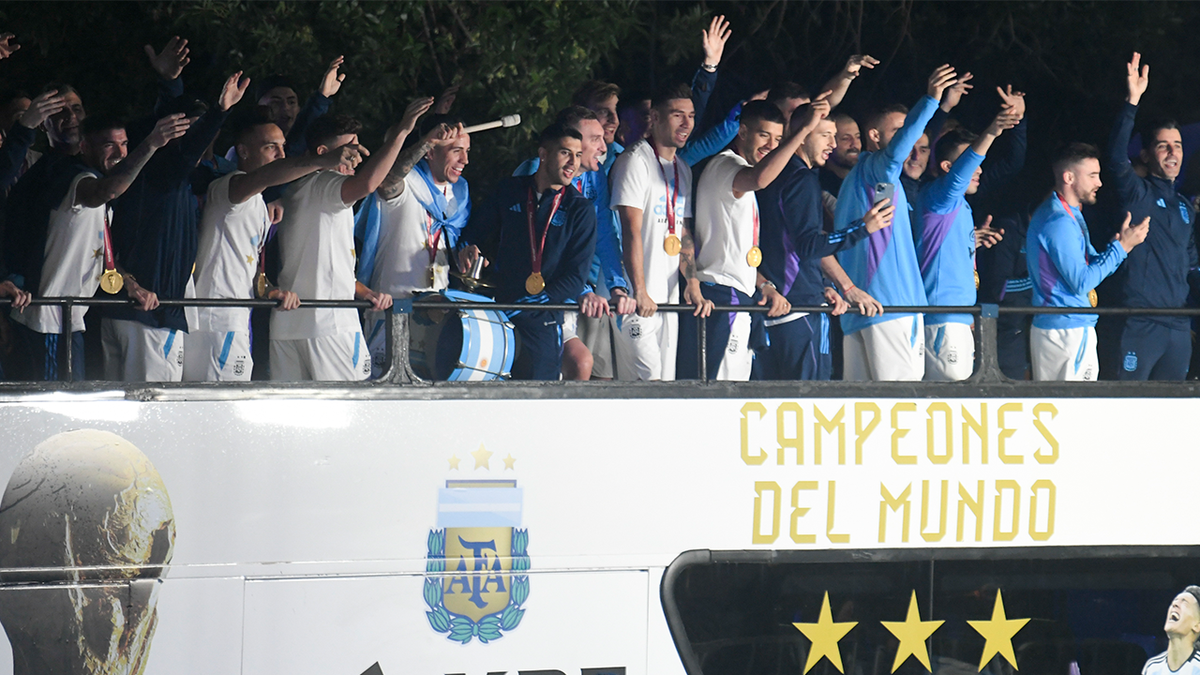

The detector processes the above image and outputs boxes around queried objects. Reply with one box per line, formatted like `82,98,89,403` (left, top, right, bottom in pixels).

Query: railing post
697,311,707,383
970,303,1005,383
382,300,423,384
61,299,74,382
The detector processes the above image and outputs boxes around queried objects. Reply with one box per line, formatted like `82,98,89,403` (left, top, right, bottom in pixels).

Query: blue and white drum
409,289,515,381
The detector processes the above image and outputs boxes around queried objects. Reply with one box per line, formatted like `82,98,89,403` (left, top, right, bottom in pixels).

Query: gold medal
525,272,545,295
1088,289,1098,308
255,272,269,298
100,269,123,294
974,270,980,290
664,234,682,256
746,246,762,268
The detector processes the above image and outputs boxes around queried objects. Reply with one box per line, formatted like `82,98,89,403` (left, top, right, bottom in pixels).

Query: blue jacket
1027,194,1127,329
759,156,869,306
916,148,985,325
1106,101,1200,327
833,94,938,334
459,175,596,305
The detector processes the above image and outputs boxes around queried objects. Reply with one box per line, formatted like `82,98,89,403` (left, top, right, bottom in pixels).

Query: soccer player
832,64,959,381
819,113,861,198
458,123,597,380
1106,52,1200,380
270,99,433,381
357,115,463,379
757,112,891,381
686,98,831,380
1027,143,1148,381
184,114,361,382
1142,588,1200,675
8,114,186,380
255,55,347,156
915,106,1018,381
609,82,714,381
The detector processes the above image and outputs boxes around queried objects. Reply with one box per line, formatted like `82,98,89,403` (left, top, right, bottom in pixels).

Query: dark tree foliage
1,0,1199,208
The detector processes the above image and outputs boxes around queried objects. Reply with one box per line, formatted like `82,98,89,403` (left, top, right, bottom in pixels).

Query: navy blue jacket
108,105,229,331
1106,102,1200,327
460,175,596,305
758,155,869,306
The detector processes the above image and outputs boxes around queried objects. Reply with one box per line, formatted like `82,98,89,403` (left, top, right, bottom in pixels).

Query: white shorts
561,311,579,342
616,311,677,381
1031,325,1098,381
183,330,252,382
924,322,974,382
270,331,371,382
715,310,753,381
577,313,620,379
100,318,185,382
842,314,925,382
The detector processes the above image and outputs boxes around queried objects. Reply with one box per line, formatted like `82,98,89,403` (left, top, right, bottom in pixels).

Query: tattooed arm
679,219,713,317
377,122,454,200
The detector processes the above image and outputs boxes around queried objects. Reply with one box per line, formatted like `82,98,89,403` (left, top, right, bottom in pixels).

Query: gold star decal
503,454,516,470
447,455,460,470
245,254,254,264
881,591,943,672
794,592,857,674
471,444,492,470
967,589,1029,671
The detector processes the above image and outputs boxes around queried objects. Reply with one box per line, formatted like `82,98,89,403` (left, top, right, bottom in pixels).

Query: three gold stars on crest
794,590,1028,674
447,444,516,471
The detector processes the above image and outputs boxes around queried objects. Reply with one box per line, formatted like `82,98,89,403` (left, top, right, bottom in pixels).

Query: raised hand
1116,211,1150,253
701,14,731,67
975,215,1004,249
843,54,880,79
430,122,464,147
927,64,958,102
320,55,346,98
0,33,20,60
433,84,460,115
940,72,973,112
984,109,1022,138
144,37,190,81
145,113,192,149
18,90,67,130
218,71,250,111
1126,51,1149,105
396,96,436,137
996,84,1026,119
322,143,368,174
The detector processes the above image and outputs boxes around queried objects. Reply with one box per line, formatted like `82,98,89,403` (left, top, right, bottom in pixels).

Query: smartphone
873,182,895,206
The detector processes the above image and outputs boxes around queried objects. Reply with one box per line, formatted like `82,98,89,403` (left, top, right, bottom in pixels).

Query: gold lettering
1032,403,1059,464
997,402,1024,464
957,481,984,542
752,481,781,544
791,481,818,544
777,402,805,464
891,402,917,464
926,402,953,464
879,483,912,543
961,403,988,464
854,402,880,465
993,480,1021,541
1029,479,1056,540
814,405,847,464
827,481,849,543
921,480,948,542
740,402,768,465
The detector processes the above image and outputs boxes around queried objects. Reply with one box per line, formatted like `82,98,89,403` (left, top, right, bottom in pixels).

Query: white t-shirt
12,171,105,334
694,149,759,295
271,171,359,340
1143,651,1200,675
369,172,456,298
192,172,270,332
609,139,693,304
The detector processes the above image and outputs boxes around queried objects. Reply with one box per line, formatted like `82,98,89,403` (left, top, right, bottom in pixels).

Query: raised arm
1107,53,1150,206
822,54,879,110
1044,212,1137,295
870,65,956,178
377,122,456,200
341,97,434,205
732,93,830,194
76,114,193,208
0,90,65,191
691,15,730,124
229,145,362,204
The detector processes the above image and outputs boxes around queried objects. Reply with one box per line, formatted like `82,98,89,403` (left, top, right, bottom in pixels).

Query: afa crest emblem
1124,351,1138,372
425,447,528,644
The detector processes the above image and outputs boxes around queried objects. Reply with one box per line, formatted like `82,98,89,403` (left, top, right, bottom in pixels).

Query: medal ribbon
102,207,116,273
648,138,679,236
257,214,269,280
425,212,443,268
752,199,759,248
527,186,565,279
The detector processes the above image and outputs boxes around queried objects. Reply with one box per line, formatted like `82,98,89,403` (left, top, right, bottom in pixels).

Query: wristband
701,62,717,72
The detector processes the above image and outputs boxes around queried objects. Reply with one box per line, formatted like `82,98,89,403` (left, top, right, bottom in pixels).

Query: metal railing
4,295,1198,386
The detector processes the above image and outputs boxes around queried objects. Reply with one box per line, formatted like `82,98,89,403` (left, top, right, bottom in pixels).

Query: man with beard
9,114,187,380
1027,143,1148,381
820,113,861,198
1106,52,1200,380
458,124,597,380
684,98,829,380
609,82,714,381
915,106,1017,381
757,113,891,380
